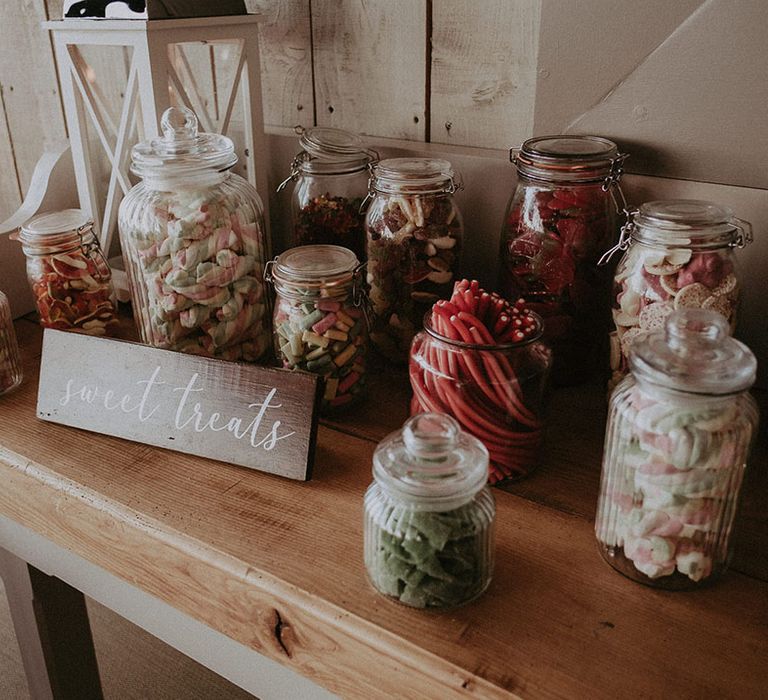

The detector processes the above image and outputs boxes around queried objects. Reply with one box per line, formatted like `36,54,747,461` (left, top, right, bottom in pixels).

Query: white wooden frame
44,16,270,255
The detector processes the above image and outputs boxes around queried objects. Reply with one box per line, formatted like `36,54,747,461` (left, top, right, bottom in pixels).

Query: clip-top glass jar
498,135,628,385
265,244,368,413
15,209,119,335
0,291,23,395
118,107,271,362
606,200,752,390
596,309,758,589
365,157,463,363
278,127,375,261
364,413,495,608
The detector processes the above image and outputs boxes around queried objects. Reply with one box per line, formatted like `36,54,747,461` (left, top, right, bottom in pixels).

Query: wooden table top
1,316,766,699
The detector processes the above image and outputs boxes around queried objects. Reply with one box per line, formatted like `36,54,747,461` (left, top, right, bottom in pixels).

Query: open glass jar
16,209,118,335
279,127,374,261
365,158,463,363
0,290,23,395
498,135,628,385
607,200,752,390
266,244,368,413
596,309,759,589
364,413,495,609
118,107,271,362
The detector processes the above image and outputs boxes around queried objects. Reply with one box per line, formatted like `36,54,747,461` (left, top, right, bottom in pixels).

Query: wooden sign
37,330,321,481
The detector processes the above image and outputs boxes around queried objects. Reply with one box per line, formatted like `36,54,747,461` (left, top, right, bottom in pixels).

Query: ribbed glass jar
364,413,495,609
596,309,758,589
118,107,271,362
608,200,752,391
266,244,368,413
365,158,463,363
0,291,23,395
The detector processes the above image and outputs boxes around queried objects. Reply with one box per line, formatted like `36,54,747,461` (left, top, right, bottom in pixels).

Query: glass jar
606,200,752,391
364,412,495,608
118,107,270,362
278,127,374,261
596,309,758,589
498,135,628,385
0,291,23,395
365,158,463,363
409,306,551,483
15,209,119,335
265,244,368,413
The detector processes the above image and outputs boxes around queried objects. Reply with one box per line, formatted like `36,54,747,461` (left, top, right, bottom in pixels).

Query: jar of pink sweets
118,107,271,362
596,309,758,589
605,200,752,390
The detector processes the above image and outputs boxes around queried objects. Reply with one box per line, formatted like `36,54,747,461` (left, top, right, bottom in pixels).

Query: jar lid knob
665,308,728,353
402,413,460,461
160,107,199,151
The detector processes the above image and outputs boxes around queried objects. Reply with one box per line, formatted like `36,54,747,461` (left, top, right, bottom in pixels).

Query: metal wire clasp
276,153,304,193
77,223,111,282
730,217,753,248
263,258,276,284
598,217,636,266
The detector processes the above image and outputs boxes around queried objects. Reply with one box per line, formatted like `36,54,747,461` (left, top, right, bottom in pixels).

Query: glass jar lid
373,413,489,511
630,309,756,395
513,135,623,183
294,126,374,174
16,209,96,254
130,107,237,181
370,157,459,195
267,244,360,297
629,200,752,249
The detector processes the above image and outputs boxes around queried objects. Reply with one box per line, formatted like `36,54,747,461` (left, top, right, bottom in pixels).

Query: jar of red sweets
605,200,752,391
498,135,628,385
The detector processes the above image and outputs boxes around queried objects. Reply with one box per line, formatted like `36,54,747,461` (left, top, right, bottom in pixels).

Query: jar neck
423,313,543,351
631,226,738,251
631,374,744,404
18,227,98,257
272,275,355,303
139,168,230,192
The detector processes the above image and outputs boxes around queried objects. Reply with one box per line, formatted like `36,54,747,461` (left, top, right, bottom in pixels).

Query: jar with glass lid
364,412,495,608
278,127,375,261
498,135,628,385
0,290,23,395
596,309,758,589
15,209,118,335
265,244,368,413
605,199,752,390
118,106,270,362
365,157,463,363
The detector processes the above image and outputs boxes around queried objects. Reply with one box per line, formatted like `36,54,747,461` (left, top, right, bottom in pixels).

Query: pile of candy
367,194,461,360
28,248,118,336
294,194,365,261
596,383,754,586
610,248,739,388
409,280,549,482
121,188,270,361
274,291,367,412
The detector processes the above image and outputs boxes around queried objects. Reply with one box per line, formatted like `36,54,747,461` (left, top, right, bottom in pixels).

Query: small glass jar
15,209,119,335
498,135,628,385
265,244,368,413
596,309,759,589
0,291,23,395
409,310,551,483
365,158,463,363
278,127,374,261
118,107,271,362
364,412,495,608
606,200,752,391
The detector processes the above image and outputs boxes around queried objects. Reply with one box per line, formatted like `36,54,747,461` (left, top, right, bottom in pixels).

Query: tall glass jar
498,135,628,385
118,107,271,362
278,127,374,261
265,244,368,413
364,413,495,608
596,309,759,589
0,291,23,395
365,158,463,363
409,308,551,483
606,200,752,391
15,209,119,335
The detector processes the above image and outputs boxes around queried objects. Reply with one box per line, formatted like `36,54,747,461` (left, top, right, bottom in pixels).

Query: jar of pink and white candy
596,309,758,589
118,107,270,362
266,244,368,413
605,200,752,390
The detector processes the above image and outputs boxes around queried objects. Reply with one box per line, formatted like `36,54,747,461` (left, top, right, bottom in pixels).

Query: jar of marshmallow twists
266,244,368,413
605,200,752,391
0,290,23,395
596,309,758,589
118,107,270,362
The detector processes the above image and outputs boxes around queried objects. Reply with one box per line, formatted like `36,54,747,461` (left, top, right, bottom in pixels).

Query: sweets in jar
0,290,23,395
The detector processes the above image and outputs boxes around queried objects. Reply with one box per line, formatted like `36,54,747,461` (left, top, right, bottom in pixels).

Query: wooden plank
430,1,540,149
311,0,426,140
0,86,21,222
